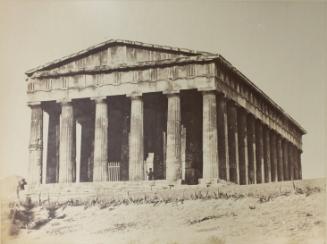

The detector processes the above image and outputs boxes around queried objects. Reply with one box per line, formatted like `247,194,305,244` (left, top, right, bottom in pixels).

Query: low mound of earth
1,178,326,244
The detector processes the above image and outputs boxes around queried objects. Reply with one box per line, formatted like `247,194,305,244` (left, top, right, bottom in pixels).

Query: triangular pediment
26,39,211,76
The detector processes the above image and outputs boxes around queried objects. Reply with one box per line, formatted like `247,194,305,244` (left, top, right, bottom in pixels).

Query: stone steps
23,178,325,204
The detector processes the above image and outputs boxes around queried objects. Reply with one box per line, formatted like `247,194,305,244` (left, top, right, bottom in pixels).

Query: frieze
27,62,216,94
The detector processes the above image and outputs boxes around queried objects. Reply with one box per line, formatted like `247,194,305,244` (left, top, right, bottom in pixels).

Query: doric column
28,102,43,185
165,92,181,182
202,90,219,182
288,143,294,181
270,132,278,182
72,119,76,181
93,97,109,182
227,102,239,184
120,114,130,181
128,95,144,181
58,101,75,183
238,108,248,185
79,117,94,182
297,149,303,180
277,135,284,181
283,140,289,180
293,146,298,180
46,104,60,183
247,115,257,184
263,126,271,182
294,147,302,180
294,149,298,180
217,94,229,181
255,120,264,183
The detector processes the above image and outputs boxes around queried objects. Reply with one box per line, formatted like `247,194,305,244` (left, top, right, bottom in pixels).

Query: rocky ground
1,178,326,244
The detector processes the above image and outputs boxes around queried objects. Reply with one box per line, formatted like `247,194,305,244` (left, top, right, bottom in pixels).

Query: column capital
217,91,227,98
127,92,143,99
163,90,180,95
91,96,107,103
57,98,72,105
28,101,42,108
198,88,216,94
130,95,143,101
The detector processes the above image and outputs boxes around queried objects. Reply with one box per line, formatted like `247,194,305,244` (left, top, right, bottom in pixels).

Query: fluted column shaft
293,146,298,180
28,103,43,185
72,119,76,181
288,143,294,180
46,106,60,183
293,147,301,180
247,115,257,184
202,91,219,181
227,102,240,184
277,136,284,181
93,97,109,182
129,95,144,181
283,140,289,180
80,118,93,182
166,93,181,182
217,94,229,181
270,132,278,182
59,101,75,183
299,151,302,179
238,109,248,185
255,121,264,183
263,127,271,182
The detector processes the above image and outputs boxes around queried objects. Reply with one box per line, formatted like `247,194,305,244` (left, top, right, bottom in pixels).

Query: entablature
27,59,217,101
215,61,304,149
26,55,304,149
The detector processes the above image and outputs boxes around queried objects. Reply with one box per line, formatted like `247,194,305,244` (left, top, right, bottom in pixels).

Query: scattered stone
249,205,256,210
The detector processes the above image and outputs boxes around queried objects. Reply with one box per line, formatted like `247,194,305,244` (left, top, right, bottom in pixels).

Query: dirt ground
1,179,326,244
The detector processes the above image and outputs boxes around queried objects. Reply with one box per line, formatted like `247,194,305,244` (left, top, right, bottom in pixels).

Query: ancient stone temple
26,39,305,186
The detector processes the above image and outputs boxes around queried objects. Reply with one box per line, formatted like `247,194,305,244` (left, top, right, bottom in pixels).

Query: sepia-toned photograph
0,1,326,243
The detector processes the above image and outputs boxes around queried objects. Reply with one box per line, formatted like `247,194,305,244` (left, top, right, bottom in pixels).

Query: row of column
28,98,110,185
201,91,302,184
28,90,302,185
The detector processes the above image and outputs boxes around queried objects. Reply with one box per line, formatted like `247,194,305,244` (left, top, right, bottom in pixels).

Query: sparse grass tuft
188,214,227,225
206,236,226,244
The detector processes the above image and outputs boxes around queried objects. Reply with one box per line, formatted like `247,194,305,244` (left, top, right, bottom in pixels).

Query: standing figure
147,168,154,180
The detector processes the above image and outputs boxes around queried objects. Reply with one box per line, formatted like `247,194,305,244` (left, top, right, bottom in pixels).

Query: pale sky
0,0,326,179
